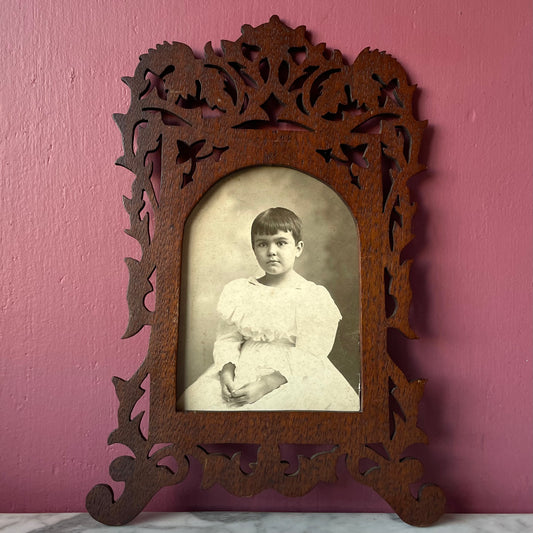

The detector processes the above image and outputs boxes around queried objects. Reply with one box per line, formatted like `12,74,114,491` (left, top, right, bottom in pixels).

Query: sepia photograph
177,166,361,411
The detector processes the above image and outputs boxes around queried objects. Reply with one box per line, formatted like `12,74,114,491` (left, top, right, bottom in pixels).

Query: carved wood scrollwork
87,16,445,527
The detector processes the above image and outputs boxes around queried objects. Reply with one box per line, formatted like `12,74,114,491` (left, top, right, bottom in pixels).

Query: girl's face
252,230,303,276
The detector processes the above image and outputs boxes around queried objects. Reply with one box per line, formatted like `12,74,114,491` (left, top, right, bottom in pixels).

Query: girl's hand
219,363,236,400
230,371,287,406
229,380,269,405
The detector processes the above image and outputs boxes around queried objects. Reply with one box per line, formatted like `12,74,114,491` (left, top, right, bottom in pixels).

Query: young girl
178,207,360,411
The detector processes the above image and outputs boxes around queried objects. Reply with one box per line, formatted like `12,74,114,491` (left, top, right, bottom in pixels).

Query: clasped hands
219,363,287,406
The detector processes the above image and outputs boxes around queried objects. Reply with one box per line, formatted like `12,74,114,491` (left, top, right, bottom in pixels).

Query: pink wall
1,0,531,514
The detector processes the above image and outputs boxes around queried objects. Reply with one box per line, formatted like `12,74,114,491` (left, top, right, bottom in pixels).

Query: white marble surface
0,513,532,532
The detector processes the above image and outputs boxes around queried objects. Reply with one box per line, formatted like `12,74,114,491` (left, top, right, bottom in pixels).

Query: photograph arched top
177,166,361,412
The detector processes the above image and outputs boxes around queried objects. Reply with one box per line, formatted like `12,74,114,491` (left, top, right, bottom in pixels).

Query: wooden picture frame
86,16,445,526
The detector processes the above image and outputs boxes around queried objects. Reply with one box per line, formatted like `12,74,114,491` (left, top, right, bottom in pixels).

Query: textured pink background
1,0,531,514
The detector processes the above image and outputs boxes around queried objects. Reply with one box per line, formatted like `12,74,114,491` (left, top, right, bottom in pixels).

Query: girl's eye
277,241,287,246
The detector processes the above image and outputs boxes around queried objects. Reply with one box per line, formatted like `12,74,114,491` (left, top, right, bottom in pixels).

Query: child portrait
177,166,361,411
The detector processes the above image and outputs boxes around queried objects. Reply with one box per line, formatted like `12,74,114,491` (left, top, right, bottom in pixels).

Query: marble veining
0,513,532,533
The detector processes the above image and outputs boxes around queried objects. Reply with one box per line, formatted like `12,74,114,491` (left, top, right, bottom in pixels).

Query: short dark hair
251,207,303,246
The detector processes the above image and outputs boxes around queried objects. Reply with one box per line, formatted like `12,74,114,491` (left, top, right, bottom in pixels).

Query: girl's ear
295,240,304,257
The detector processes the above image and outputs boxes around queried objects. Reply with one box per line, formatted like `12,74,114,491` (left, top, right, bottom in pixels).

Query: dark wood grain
86,16,445,526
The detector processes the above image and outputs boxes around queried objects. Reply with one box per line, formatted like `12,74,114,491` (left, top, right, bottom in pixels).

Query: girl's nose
268,244,276,255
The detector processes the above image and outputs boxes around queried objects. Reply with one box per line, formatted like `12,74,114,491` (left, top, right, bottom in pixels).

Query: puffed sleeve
289,285,341,379
212,320,243,369
211,280,245,369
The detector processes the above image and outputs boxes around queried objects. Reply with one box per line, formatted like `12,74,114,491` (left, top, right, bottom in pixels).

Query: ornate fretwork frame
86,17,445,526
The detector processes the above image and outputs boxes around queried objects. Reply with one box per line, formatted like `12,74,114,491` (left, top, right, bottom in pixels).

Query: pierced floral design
87,16,444,527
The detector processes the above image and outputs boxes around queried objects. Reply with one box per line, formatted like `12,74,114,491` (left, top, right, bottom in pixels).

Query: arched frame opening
177,166,361,411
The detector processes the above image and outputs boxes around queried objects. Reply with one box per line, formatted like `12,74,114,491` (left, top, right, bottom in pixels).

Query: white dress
179,277,360,411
